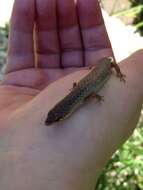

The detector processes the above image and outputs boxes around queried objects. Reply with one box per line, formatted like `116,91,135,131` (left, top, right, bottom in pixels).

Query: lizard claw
95,94,104,103
117,73,126,83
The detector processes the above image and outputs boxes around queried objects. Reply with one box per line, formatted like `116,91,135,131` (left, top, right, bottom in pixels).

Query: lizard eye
54,113,62,122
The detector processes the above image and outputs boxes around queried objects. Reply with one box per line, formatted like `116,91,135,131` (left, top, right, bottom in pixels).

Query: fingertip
77,0,103,28
7,0,35,72
10,0,35,32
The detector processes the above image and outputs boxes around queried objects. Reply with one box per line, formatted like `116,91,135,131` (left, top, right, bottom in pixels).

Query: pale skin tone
0,0,143,189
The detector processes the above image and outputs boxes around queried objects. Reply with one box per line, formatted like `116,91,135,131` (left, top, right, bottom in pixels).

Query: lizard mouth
45,118,54,126
45,115,62,126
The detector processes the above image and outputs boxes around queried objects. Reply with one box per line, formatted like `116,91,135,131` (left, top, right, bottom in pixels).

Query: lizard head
45,110,62,126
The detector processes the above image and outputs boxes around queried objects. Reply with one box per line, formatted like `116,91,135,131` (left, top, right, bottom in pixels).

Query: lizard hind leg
111,61,126,82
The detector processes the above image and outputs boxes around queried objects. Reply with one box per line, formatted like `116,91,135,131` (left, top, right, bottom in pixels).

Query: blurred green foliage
113,5,143,18
112,0,143,36
130,0,143,36
0,23,9,51
0,33,7,50
0,24,9,75
96,117,143,190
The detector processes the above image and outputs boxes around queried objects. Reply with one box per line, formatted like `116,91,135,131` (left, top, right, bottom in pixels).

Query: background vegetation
129,0,143,36
0,24,8,79
96,119,143,190
108,0,143,36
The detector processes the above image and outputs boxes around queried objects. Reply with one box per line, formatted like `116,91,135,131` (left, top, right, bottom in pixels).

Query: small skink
45,57,125,126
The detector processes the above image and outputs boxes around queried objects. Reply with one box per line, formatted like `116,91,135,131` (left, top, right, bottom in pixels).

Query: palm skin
0,0,143,190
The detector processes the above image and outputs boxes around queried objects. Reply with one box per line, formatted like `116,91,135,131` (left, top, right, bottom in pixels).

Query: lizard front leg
84,92,104,103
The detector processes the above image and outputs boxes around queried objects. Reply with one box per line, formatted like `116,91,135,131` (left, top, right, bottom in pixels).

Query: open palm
0,0,143,189
4,0,112,89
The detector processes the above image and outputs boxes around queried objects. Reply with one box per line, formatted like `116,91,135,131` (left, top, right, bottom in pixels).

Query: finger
6,0,35,73
77,0,113,66
35,0,60,68
57,0,83,67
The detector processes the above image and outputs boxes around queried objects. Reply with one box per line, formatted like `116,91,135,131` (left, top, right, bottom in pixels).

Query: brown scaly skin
45,57,125,126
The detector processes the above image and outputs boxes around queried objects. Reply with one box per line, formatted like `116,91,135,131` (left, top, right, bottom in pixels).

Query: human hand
0,0,143,189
